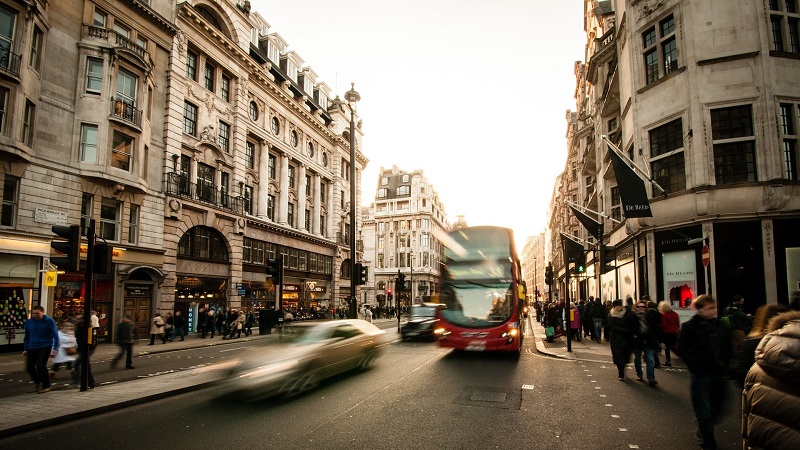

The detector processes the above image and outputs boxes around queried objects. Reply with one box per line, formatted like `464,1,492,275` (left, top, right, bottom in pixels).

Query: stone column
297,164,307,231
278,154,289,224
312,173,321,235
257,142,269,219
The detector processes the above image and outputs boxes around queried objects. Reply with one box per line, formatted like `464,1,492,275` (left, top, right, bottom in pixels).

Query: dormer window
402,174,410,183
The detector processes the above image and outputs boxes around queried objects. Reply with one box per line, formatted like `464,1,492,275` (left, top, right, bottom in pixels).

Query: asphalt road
2,324,744,449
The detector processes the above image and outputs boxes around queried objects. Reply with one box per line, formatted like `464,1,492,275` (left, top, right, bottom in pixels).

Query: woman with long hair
728,303,789,386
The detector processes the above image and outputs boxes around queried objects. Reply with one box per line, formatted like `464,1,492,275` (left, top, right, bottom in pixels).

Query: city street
2,318,744,450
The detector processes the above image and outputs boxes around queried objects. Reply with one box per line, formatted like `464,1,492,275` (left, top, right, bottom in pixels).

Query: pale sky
251,0,586,246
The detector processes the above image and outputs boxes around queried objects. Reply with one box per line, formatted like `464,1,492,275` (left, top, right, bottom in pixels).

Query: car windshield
439,281,513,328
293,325,333,345
410,306,437,318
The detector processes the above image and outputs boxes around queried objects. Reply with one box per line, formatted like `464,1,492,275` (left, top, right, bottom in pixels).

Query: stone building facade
550,0,800,315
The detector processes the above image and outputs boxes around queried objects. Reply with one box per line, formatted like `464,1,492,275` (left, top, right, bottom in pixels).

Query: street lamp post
345,83,360,319
409,250,414,304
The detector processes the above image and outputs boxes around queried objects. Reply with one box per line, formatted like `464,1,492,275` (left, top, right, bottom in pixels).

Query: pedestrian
591,297,604,342
215,309,226,337
741,310,800,450
196,307,206,336
365,305,373,323
203,309,215,338
603,300,613,341
172,310,186,341
164,312,174,342
677,295,732,450
631,300,660,387
727,303,789,386
244,309,254,337
607,299,638,381
70,315,96,389
722,294,752,352
233,310,245,338
149,313,165,345
569,302,581,341
111,315,136,369
23,305,59,393
50,322,77,380
657,300,680,367
582,298,594,339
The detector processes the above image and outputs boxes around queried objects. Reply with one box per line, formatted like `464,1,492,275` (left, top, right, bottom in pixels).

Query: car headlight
237,359,300,379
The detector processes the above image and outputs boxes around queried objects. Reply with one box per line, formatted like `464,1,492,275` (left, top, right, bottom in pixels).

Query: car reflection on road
219,319,385,400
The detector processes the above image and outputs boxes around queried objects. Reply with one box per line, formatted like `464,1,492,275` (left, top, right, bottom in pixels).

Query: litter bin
259,309,275,334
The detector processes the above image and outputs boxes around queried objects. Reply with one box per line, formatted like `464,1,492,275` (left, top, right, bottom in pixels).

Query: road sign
702,245,710,267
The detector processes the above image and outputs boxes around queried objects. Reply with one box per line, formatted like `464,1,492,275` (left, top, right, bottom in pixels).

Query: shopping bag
545,326,555,338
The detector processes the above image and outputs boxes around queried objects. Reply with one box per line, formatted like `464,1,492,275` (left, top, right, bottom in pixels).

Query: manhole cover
470,391,507,402
454,385,521,410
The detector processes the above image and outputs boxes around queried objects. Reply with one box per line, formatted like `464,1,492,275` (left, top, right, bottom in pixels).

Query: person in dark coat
202,309,216,338
677,295,732,450
727,303,789,387
111,315,136,369
742,310,800,450
632,300,662,386
607,299,638,381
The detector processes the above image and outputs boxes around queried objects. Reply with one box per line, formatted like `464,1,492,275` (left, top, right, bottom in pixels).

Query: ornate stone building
550,0,800,315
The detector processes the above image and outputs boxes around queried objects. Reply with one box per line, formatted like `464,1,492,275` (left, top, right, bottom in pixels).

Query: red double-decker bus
434,226,526,355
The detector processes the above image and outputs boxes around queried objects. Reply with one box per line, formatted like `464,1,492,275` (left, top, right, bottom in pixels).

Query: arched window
178,226,229,262
196,6,223,31
341,259,352,279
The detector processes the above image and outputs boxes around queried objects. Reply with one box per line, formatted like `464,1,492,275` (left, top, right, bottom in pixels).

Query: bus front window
440,282,513,327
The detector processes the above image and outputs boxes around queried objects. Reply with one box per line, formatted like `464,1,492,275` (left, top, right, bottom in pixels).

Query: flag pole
601,135,666,194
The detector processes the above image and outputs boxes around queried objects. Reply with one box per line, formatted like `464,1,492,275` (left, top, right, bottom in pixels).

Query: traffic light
544,264,553,286
267,256,283,285
93,243,114,275
355,263,368,285
575,252,586,274
51,225,81,272
396,273,406,292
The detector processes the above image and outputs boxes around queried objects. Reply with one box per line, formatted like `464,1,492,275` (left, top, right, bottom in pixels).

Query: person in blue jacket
23,305,59,393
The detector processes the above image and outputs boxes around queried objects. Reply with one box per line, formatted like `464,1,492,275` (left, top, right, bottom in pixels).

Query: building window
267,194,275,220
81,193,93,237
320,181,327,203
100,198,121,242
249,101,258,121
770,0,800,53
307,142,314,158
111,131,134,171
220,172,229,208
186,50,197,81
396,185,410,196
218,121,230,152
322,152,328,167
204,61,215,92
0,86,7,134
116,69,137,108
341,159,349,180
245,141,255,169
271,116,280,135
290,130,298,147
610,186,622,222
377,188,387,198
178,227,228,262
221,74,230,102
642,14,678,85
183,101,198,136
268,154,276,179
86,58,103,93
20,99,35,146
711,105,757,185
243,185,253,215
649,118,686,194
30,25,43,71
92,9,106,27
305,174,311,196
1,174,18,227
402,174,410,183
80,124,99,163
305,209,311,231
287,202,295,227
421,233,430,247
288,165,295,188
381,177,388,186
128,204,139,244
113,22,130,39
780,103,799,181
320,214,327,236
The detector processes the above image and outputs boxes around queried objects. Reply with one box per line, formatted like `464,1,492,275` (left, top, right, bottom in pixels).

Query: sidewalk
0,319,399,438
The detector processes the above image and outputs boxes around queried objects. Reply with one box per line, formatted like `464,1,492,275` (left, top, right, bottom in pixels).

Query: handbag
66,347,78,356
545,326,555,338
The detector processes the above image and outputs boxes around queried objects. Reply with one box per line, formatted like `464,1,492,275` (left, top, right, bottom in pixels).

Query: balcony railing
0,48,21,78
110,98,142,127
165,172,245,214
84,25,149,62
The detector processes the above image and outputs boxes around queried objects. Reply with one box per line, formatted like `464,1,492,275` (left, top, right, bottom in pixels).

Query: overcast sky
251,0,586,246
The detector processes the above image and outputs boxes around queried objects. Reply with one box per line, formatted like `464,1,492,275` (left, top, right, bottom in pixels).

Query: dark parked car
401,303,445,341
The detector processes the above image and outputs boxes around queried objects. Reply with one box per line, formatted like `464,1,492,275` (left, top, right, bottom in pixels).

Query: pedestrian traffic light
355,263,368,285
575,252,586,274
267,256,283,285
544,264,553,286
51,224,81,272
93,242,114,275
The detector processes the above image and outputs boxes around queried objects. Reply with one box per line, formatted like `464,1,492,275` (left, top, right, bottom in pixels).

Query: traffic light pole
80,219,95,392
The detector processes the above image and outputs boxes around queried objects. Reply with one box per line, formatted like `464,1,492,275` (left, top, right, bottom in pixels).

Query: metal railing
165,172,246,214
110,98,142,127
84,25,148,61
0,48,21,77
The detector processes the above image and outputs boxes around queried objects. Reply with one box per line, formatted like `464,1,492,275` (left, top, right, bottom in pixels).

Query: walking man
23,305,59,393
171,310,186,341
678,295,732,450
111,315,136,369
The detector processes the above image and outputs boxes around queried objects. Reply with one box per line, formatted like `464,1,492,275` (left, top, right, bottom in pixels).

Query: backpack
720,315,732,330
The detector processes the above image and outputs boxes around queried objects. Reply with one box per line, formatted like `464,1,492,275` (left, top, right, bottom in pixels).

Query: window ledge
636,66,686,95
769,50,800,60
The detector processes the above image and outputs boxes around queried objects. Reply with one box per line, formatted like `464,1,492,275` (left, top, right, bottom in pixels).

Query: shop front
174,275,228,334
0,238,48,352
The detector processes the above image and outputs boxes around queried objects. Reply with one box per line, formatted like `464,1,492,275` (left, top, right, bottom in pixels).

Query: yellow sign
45,271,58,286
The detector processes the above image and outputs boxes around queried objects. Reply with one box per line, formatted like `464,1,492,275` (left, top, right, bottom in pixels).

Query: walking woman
607,299,638,381
657,301,680,367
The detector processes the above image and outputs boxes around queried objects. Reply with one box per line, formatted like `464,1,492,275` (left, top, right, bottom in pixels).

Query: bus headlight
434,327,448,336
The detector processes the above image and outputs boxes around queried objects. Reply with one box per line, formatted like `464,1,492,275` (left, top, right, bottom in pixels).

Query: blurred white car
221,319,384,400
